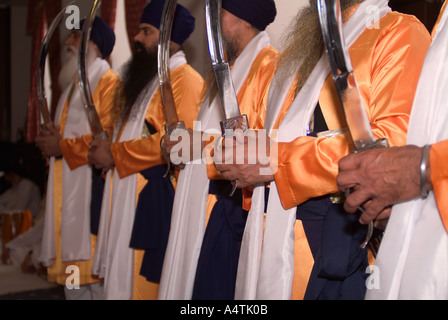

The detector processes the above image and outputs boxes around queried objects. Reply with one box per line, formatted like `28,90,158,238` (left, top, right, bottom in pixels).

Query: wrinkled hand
214,129,275,189
88,139,114,171
35,124,62,158
337,145,431,224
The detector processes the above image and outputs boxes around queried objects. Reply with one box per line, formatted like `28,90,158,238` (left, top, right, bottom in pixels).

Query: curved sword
78,0,108,142
205,0,249,196
317,0,389,252
158,0,185,176
37,3,74,126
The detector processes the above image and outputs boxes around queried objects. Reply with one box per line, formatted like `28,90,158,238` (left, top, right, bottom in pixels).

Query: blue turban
80,16,116,59
140,0,195,45
222,0,277,31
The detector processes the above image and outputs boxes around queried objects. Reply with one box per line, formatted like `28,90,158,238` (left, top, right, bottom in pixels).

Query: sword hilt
91,130,109,177
219,114,249,197
348,138,389,253
161,121,186,178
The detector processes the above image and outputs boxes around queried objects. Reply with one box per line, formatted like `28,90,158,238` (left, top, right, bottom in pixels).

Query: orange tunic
274,12,431,210
47,68,121,286
106,63,204,300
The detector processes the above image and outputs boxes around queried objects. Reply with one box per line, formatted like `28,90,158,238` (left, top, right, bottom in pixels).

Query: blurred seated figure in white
0,160,41,219
3,210,46,276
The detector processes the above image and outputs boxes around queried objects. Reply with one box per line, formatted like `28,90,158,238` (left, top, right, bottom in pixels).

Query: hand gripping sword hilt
219,114,249,197
161,121,186,178
347,138,389,252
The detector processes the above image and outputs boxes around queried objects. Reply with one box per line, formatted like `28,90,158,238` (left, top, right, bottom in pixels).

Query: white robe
0,178,41,219
40,58,111,267
366,6,448,300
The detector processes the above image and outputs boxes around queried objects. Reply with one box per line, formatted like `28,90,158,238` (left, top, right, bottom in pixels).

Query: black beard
121,41,159,109
223,36,238,65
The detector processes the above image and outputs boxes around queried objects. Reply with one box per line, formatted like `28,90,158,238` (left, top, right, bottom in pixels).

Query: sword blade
78,0,107,140
158,0,180,128
37,3,73,125
317,0,375,151
318,0,389,253
205,0,241,120
206,0,249,196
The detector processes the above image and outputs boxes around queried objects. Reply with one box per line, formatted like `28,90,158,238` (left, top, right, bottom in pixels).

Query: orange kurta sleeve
112,64,204,179
430,140,448,232
206,46,280,180
60,69,121,170
274,13,432,209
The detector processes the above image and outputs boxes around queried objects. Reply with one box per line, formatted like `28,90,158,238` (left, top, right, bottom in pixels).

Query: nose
134,30,143,43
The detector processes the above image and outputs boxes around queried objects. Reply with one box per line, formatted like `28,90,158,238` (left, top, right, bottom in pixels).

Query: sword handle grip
161,121,186,178
219,115,249,197
90,131,109,177
349,138,389,254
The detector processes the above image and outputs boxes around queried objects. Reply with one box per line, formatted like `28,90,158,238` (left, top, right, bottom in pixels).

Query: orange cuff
111,133,166,179
430,140,448,232
274,142,299,210
59,135,93,170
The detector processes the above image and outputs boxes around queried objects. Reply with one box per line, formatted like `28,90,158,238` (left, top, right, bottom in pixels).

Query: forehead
222,9,238,21
68,29,82,38
138,23,158,32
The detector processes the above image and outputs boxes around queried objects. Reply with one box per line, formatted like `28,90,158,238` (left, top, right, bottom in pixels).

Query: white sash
92,51,186,300
39,58,110,266
236,0,391,300
366,7,448,300
158,32,272,300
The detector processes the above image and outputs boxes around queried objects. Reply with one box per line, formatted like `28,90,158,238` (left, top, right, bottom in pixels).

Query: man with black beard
88,0,204,300
213,0,432,299
35,17,120,300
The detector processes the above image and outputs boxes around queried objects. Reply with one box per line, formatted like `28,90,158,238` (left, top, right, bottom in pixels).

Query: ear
169,41,182,55
242,20,252,30
88,40,102,58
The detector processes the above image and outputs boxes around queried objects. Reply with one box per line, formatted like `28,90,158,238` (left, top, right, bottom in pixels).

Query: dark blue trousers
90,169,104,235
192,180,248,300
297,196,369,300
129,165,174,283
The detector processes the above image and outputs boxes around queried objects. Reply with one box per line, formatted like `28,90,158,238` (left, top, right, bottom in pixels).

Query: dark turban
80,16,116,59
222,0,277,31
140,0,195,45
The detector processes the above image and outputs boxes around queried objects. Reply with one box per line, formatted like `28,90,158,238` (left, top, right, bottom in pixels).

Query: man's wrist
420,144,431,199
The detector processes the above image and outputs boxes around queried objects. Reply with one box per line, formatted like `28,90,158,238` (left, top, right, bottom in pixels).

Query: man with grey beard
35,16,120,300
214,0,432,299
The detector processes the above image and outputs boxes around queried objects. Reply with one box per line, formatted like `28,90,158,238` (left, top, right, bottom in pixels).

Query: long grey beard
58,47,78,91
58,45,98,91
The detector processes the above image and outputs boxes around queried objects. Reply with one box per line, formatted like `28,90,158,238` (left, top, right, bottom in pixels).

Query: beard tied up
278,0,364,95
